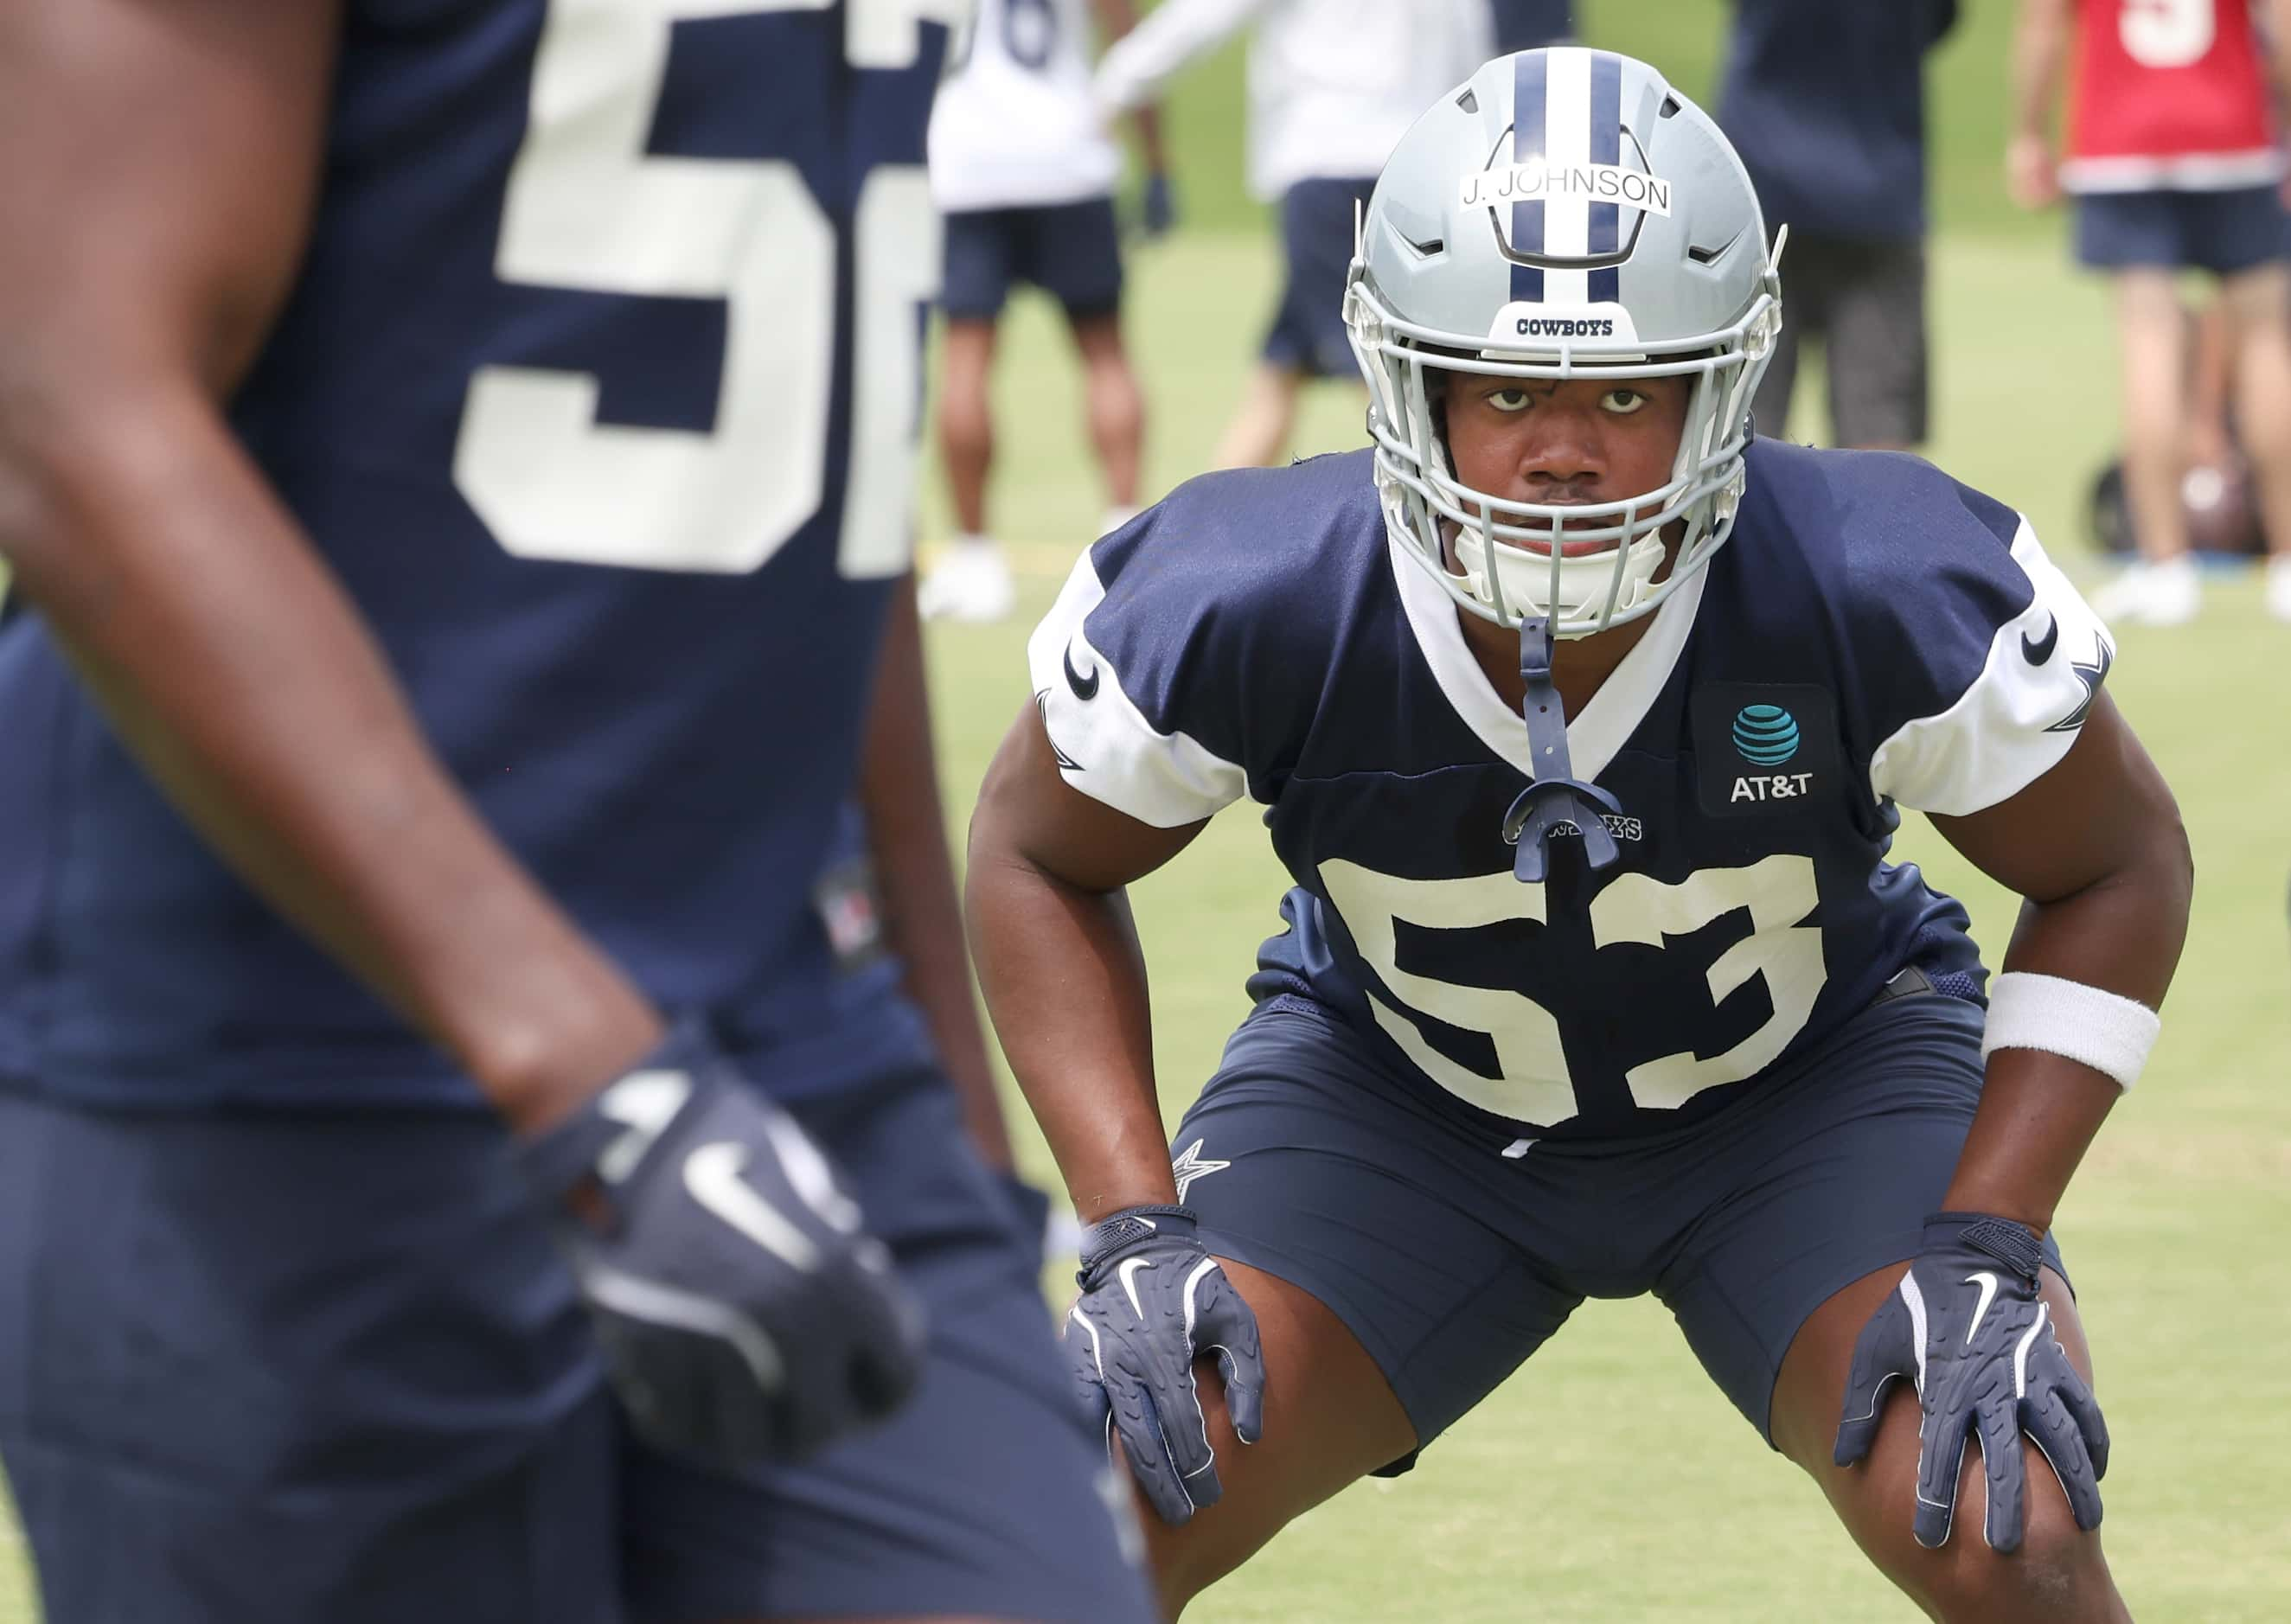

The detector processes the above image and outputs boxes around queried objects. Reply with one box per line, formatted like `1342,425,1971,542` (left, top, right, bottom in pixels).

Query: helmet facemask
1347,251,1781,640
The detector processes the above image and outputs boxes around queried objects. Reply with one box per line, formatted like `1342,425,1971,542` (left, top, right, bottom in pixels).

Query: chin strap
1499,616,1626,885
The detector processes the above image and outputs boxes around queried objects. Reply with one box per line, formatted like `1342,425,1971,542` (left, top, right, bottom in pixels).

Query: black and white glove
1065,1205,1266,1526
515,1020,925,1470
1834,1212,2109,1551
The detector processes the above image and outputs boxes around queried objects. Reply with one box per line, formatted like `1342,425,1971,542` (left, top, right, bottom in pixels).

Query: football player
0,2,1153,1621
920,0,1170,624
2012,0,2291,624
970,48,2185,1619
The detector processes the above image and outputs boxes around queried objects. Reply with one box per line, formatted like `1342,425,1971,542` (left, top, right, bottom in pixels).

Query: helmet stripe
1539,48,1591,305
1587,51,1623,304
1508,50,1546,303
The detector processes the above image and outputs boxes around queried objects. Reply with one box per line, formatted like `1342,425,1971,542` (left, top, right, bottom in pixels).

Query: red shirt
2066,0,2281,190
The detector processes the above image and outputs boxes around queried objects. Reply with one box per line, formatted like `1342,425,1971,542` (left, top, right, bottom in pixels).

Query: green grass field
4,7,2289,1621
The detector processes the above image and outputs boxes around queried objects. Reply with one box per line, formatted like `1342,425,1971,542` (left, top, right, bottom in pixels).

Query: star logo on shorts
1169,1139,1230,1203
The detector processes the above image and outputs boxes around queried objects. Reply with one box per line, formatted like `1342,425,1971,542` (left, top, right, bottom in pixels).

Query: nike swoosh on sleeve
1064,642,1101,700
2021,613,2058,666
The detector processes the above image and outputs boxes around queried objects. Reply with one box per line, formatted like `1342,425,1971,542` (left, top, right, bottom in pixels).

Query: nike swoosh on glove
515,1019,925,1469
1834,1211,2109,1552
1066,1205,1265,1525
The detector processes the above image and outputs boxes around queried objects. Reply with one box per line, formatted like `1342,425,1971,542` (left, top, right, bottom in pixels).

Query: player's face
1443,373,1693,555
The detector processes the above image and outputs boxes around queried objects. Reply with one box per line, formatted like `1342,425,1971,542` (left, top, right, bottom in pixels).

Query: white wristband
1980,971,2160,1091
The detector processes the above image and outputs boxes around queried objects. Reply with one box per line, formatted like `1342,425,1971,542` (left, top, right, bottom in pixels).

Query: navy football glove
1834,1212,2109,1552
516,1020,925,1470
1066,1205,1264,1525
1141,170,1176,239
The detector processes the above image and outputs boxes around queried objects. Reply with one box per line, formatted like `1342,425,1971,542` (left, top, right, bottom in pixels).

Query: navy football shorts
1171,988,2068,1474
1263,176,1378,378
2073,184,2287,276
0,1070,1153,1624
941,195,1124,322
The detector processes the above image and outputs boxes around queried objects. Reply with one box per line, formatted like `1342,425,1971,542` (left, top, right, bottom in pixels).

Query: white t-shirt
1095,0,1494,201
931,0,1123,212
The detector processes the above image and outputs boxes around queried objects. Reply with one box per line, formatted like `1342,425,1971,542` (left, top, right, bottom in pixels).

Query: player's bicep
970,699,1206,894
0,0,338,405
1929,691,2187,908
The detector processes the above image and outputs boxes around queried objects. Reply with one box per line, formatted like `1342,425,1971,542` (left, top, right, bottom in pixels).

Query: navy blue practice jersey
0,0,967,1107
1029,441,2114,1140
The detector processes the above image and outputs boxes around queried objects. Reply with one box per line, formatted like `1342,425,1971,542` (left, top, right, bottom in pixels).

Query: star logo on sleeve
1169,1139,1230,1202
2043,633,2115,734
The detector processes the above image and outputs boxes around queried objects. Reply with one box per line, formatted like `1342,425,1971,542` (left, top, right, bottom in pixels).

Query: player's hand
2006,134,2059,209
515,1020,925,1469
1141,170,1176,240
1065,1205,1265,1525
1833,1212,2108,1552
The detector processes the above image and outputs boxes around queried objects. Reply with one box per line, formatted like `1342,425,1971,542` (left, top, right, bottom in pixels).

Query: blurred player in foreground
1094,0,1494,468
971,47,2186,1620
2013,0,2291,624
0,2,1152,1620
1719,0,1959,451
922,0,1171,623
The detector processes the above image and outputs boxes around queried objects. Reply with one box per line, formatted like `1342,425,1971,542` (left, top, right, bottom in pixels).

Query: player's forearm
0,379,658,1128
2010,0,2071,140
856,579,1014,1170
964,853,1175,1218
1942,846,2192,1232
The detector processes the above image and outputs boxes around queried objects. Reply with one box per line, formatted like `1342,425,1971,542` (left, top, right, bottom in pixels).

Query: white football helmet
1344,47,1782,637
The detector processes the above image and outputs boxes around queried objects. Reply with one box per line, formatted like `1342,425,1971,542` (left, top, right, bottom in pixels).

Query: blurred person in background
1718,0,1960,451
1488,0,1571,54
923,0,1171,624
0,3,1157,1621
1095,0,1494,469
2088,291,2275,560
2013,0,2291,625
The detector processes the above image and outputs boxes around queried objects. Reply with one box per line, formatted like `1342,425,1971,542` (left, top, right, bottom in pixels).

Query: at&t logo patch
1693,685,1837,818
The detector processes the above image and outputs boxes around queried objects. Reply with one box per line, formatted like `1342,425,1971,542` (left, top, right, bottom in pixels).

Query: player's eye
1601,388,1649,415
1486,387,1533,413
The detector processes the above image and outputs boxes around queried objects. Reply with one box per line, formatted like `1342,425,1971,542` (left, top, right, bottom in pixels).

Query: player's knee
1085,360,1144,434
1135,1360,1253,1615
1916,1502,2112,1621
938,387,991,455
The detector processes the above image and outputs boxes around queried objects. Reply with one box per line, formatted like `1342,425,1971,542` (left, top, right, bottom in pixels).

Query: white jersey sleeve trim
1867,516,2114,816
1026,550,1251,828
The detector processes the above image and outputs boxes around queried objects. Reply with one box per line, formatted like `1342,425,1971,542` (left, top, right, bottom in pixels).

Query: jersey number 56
455,0,965,578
